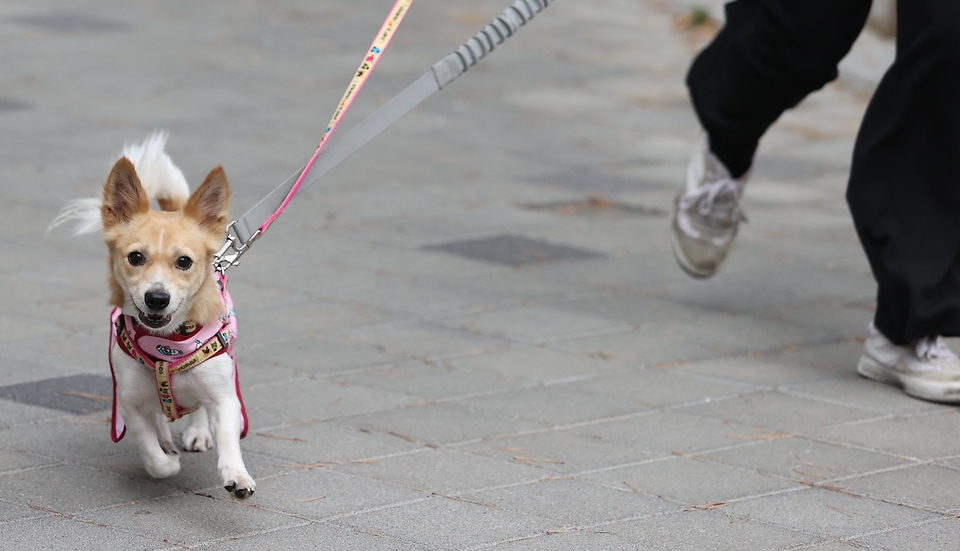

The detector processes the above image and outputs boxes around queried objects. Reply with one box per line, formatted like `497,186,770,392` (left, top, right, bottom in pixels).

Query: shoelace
915,336,959,362
678,178,746,224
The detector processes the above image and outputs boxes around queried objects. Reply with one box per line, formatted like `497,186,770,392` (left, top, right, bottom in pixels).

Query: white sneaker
858,322,960,403
670,133,748,278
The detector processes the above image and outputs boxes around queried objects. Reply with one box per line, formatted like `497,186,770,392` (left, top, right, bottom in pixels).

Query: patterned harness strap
113,315,231,422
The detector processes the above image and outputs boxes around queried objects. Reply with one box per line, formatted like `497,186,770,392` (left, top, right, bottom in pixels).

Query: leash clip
213,221,260,274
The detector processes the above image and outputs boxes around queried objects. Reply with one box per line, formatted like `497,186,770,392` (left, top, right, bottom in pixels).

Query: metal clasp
213,221,261,274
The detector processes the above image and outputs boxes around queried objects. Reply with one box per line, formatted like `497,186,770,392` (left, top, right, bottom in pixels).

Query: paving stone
856,517,960,551
422,234,605,267
242,376,419,428
455,384,648,426
583,455,800,507
483,530,636,551
813,413,960,460
461,476,679,525
609,509,818,550
724,487,936,540
784,374,949,415
343,494,558,549
571,367,747,408
335,360,520,400
455,428,663,475
238,336,399,379
0,374,112,414
448,345,628,383
435,304,624,343
704,436,908,484
338,402,544,447
683,390,881,434
332,448,545,495
336,321,514,359
83,493,308,548
570,410,760,455
677,355,840,387
206,521,431,551
0,464,176,515
551,325,722,367
240,419,421,466
0,516,168,551
838,465,960,514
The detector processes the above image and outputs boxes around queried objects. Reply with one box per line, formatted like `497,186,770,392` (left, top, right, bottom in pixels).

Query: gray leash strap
225,0,553,259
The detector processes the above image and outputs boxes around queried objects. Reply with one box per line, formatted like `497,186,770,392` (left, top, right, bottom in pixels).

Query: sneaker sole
857,354,960,404
668,211,717,280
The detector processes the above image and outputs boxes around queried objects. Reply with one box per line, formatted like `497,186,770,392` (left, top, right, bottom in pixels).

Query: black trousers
687,0,960,345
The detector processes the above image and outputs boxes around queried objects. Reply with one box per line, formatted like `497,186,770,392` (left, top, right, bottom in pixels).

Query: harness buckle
213,221,261,274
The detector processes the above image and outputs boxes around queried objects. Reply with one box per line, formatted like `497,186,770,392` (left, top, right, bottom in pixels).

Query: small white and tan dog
51,133,254,498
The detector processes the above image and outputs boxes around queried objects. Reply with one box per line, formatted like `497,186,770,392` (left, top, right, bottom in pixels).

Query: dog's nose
144,290,170,312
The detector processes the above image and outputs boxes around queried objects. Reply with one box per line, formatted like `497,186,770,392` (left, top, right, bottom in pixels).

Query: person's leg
688,0,871,177
672,0,871,278
848,0,960,401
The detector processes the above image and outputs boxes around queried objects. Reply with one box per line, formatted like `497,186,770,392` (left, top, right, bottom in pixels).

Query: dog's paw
181,426,214,452
143,442,181,478
222,471,256,498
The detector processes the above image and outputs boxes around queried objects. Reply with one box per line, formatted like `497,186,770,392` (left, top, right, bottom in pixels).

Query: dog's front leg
122,405,181,478
181,406,214,452
208,396,254,498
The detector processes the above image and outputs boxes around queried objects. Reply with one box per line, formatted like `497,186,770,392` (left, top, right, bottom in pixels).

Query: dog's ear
102,157,148,228
185,166,231,234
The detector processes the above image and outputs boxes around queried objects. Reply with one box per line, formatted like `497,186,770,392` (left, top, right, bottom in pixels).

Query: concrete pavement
1,0,957,549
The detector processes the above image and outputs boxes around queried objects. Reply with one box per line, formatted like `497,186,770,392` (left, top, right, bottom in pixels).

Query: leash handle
432,0,552,89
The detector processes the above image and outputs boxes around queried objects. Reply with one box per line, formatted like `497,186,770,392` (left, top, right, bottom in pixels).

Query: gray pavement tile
202,521,430,551
0,398,70,426
546,293,707,327
759,339,865,375
0,373,112,414
247,469,426,521
240,297,400,343
0,516,168,551
857,517,960,551
242,376,419,429
422,234,605,267
764,301,872,341
550,325,721,367
332,448,545,495
461,476,678,525
812,412,960,460
784,374,950,415
682,390,881,433
240,419,421,466
0,447,62,475
483,530,636,551
838,465,960,514
448,345,630,383
571,367,747,408
569,410,759,455
455,384,648,427
662,312,834,353
705,437,908,484
436,269,599,303
436,304,624,344
338,402,544,447
238,336,399,379
343,494,559,550
455,429,662,476
83,493,308,548
0,464,176,515
724,487,936,540
582,455,800,507
608,509,818,550
337,321,515,359
335,360,520,400
0,417,120,461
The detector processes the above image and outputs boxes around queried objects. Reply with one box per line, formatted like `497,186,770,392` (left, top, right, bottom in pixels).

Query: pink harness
108,273,248,442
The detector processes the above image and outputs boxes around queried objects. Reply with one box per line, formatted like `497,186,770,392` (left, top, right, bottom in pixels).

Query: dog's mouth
138,311,172,329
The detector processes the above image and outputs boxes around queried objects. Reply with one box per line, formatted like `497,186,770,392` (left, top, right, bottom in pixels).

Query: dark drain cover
0,374,112,414
423,234,604,267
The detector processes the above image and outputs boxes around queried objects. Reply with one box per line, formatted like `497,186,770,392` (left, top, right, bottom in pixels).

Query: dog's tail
49,131,190,235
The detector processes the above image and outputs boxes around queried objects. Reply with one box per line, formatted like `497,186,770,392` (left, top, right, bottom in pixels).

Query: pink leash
259,0,414,233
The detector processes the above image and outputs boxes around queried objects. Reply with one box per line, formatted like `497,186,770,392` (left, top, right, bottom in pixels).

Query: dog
51,133,254,498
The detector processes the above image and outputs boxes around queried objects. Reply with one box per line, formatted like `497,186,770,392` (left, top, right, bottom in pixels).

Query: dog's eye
127,251,145,266
175,256,193,270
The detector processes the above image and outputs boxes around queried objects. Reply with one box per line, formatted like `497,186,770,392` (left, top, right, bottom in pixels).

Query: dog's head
101,157,230,334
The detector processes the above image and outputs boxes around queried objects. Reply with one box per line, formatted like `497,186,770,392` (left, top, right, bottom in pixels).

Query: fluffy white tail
48,131,190,235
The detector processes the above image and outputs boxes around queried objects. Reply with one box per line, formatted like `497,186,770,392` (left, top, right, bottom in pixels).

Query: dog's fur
51,133,254,497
